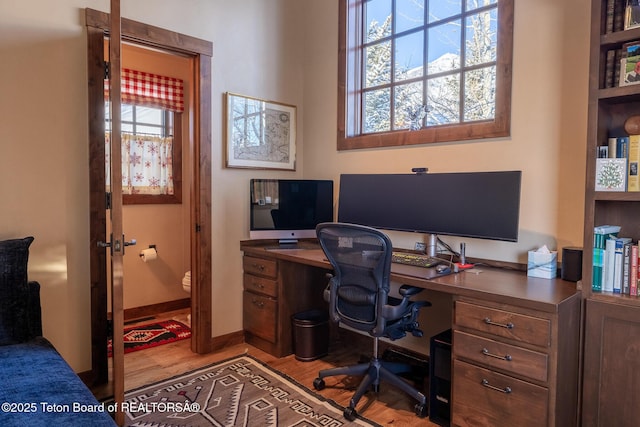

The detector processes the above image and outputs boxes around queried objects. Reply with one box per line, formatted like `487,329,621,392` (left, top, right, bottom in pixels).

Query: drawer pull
481,378,512,394
482,347,513,361
484,317,514,330
252,282,265,289
252,263,265,271
252,298,265,308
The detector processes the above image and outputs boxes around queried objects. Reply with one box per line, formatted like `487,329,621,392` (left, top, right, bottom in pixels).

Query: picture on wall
225,92,297,170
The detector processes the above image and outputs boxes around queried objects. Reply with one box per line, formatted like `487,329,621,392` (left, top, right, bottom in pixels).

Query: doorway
85,8,213,386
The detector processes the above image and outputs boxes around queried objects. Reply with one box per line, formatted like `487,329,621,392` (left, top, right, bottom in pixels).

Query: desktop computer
429,329,452,427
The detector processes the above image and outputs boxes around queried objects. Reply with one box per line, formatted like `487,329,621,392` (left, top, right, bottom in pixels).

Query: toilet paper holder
139,244,157,258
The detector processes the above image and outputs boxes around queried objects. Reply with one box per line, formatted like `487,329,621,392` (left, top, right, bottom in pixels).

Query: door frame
86,8,213,385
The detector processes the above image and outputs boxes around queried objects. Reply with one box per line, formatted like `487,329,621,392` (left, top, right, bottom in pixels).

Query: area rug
121,354,381,426
108,319,191,357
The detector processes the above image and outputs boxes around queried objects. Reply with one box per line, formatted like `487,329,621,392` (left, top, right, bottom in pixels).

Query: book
633,244,639,296
603,237,617,292
622,240,633,294
595,158,627,191
607,0,616,33
608,136,618,158
628,134,640,191
593,225,621,292
612,237,631,294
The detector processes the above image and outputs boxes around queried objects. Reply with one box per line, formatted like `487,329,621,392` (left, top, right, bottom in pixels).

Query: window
338,0,513,150
104,67,184,204
106,103,183,204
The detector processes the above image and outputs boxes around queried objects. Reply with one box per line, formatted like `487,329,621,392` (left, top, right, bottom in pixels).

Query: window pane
465,9,497,67
426,74,460,125
364,88,391,133
428,0,462,24
428,20,461,74
464,66,496,121
121,104,133,122
365,41,392,87
121,123,134,133
395,31,424,81
394,81,424,130
136,106,163,125
136,125,163,135
365,0,392,43
467,0,497,12
396,0,424,33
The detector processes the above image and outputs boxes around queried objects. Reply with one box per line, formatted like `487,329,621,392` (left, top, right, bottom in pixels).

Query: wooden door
582,299,640,427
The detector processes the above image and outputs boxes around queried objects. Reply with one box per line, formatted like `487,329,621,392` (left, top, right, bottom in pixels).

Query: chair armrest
399,284,423,298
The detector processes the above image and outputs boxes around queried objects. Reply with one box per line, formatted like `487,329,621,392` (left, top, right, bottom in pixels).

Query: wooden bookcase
582,1,640,425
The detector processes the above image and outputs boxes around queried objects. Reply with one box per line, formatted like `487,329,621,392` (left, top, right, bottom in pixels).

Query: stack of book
595,134,640,191
593,225,639,296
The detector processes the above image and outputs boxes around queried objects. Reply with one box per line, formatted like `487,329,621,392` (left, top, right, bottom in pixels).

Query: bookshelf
582,1,640,425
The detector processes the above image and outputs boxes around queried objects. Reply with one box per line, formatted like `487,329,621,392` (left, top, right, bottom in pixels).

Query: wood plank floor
93,309,440,426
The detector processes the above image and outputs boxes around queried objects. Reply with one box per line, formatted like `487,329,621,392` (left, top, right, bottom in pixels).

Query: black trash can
291,309,329,361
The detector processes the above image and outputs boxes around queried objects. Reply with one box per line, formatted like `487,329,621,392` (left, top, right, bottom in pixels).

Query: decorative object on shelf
595,158,628,191
624,115,640,134
225,92,297,170
624,0,640,30
620,42,640,86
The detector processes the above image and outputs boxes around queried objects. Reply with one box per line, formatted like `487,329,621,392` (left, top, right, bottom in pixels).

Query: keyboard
391,252,441,268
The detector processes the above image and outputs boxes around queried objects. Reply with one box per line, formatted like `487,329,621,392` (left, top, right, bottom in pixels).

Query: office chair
313,222,430,421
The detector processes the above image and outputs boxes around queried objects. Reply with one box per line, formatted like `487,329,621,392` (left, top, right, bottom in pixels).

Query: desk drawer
455,301,551,347
243,273,278,298
243,291,277,343
453,330,548,383
243,256,277,279
452,359,548,427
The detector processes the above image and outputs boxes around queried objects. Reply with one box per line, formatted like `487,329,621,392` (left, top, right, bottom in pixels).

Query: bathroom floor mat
107,319,191,357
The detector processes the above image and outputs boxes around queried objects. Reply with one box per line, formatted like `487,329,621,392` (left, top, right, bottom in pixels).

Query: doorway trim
85,8,213,385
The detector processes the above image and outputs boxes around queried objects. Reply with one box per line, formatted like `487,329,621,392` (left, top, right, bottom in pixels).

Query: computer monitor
337,171,521,251
249,179,334,244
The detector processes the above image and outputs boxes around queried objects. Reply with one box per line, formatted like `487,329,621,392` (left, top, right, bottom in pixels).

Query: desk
240,240,581,427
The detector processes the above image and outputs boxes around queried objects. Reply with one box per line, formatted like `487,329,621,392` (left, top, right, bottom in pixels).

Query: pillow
0,236,35,345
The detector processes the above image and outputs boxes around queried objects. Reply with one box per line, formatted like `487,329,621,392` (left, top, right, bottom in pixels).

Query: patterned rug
108,319,191,357
121,354,380,426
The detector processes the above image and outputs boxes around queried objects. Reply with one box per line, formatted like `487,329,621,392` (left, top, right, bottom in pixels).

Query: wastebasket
291,309,329,361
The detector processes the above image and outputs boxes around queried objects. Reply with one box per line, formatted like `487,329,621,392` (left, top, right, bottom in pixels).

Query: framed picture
595,158,627,191
625,0,640,30
225,92,297,170
620,42,640,86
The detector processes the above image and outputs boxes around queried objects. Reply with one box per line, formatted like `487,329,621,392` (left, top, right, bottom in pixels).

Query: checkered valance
105,68,184,113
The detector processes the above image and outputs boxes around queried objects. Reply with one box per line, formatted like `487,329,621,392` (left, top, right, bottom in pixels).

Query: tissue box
527,250,558,279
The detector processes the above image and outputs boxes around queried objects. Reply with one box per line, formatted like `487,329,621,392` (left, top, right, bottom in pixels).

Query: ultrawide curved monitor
338,171,521,242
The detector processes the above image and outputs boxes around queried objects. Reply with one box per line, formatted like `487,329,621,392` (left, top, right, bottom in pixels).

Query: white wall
0,0,590,370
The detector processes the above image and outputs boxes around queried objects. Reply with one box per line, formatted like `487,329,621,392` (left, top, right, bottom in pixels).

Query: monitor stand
426,234,438,257
265,239,300,250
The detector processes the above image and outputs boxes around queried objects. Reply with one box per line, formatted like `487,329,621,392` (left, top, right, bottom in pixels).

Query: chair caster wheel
313,378,325,390
344,406,357,421
414,403,427,418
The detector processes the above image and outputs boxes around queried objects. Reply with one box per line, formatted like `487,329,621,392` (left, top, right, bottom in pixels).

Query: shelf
588,291,640,308
593,191,640,201
597,85,640,101
601,27,640,48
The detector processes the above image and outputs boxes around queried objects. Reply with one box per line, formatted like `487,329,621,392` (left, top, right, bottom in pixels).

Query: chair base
313,356,427,421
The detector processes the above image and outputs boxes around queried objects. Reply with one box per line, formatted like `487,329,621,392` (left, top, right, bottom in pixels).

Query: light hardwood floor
94,309,440,426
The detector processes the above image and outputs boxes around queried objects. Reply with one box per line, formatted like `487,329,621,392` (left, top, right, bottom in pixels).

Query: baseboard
108,298,190,321
211,330,245,351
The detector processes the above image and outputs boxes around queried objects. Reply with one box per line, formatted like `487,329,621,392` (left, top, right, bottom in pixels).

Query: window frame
337,0,514,150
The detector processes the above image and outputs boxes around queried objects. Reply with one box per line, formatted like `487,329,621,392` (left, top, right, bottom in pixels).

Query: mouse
435,264,451,274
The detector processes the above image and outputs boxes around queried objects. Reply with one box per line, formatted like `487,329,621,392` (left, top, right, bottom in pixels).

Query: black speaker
561,247,583,282
429,329,452,427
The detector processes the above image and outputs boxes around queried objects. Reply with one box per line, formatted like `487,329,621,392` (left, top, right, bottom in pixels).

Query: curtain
106,132,174,195
105,68,184,113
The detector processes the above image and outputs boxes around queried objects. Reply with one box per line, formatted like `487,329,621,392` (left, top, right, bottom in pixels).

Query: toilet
182,271,192,326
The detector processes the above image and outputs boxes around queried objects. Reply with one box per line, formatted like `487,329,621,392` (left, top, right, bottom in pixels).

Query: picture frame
619,41,640,86
225,92,297,170
595,158,627,191
625,0,640,30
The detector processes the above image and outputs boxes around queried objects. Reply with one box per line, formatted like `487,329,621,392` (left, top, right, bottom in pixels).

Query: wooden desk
240,240,581,427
